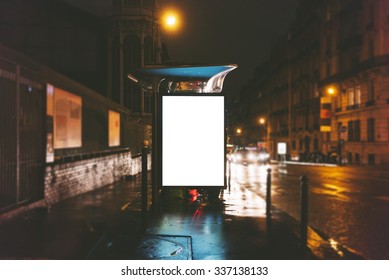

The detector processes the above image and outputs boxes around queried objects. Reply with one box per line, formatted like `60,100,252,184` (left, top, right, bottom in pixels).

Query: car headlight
259,153,269,160
248,152,255,160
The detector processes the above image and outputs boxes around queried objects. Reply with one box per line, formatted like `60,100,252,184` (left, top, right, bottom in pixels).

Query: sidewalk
0,173,363,260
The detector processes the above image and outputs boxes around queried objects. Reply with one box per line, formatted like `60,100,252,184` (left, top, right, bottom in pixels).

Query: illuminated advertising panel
108,110,120,147
53,87,82,149
278,142,287,155
162,95,225,187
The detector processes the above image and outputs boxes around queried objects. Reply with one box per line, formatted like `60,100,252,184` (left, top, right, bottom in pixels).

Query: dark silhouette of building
0,0,107,93
0,0,163,114
0,0,161,214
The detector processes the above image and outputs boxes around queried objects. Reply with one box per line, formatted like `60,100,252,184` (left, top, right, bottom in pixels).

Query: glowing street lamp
166,15,176,26
259,117,266,125
327,87,335,95
161,9,181,33
236,128,242,135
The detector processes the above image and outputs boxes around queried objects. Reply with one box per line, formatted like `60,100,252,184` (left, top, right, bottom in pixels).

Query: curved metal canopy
128,64,237,94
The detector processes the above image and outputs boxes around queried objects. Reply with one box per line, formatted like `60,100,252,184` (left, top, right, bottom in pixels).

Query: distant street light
258,117,268,145
236,128,242,135
327,87,335,95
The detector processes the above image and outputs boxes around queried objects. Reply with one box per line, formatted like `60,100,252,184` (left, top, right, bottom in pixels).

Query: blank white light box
162,95,225,187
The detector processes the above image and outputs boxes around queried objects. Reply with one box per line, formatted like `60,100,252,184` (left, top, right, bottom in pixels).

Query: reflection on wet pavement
143,173,271,259
223,184,267,217
311,183,352,202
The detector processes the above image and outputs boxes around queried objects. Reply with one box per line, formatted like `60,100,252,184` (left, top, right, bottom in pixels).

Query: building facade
319,0,389,165
230,0,389,165
107,0,162,113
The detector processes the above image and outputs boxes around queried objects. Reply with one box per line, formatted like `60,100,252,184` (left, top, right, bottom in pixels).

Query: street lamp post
258,117,268,151
321,84,343,164
235,127,243,146
149,5,182,211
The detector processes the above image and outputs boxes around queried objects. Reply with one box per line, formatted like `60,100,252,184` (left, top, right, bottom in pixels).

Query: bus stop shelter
128,64,237,209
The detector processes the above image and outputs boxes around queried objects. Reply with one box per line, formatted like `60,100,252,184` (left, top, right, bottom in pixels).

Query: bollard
266,168,272,217
300,175,309,258
228,161,231,191
141,140,149,230
265,168,273,241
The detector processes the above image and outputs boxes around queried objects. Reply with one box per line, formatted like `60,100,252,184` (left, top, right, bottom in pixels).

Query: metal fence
0,58,45,211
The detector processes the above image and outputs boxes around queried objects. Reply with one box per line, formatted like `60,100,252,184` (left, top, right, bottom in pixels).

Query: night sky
64,0,300,98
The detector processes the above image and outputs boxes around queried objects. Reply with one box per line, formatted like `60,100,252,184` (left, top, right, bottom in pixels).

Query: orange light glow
161,9,181,33
166,15,176,26
327,87,335,95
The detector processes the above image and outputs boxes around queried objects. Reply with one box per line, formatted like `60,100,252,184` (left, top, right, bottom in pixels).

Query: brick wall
44,151,151,205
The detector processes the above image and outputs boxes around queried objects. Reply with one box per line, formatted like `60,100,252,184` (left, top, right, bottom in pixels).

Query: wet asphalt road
230,162,389,259
1,163,380,260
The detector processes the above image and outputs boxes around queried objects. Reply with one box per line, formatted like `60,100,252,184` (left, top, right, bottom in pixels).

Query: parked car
228,147,270,165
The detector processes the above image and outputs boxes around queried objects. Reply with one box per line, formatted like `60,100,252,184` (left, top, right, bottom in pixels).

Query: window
348,120,360,142
367,80,374,102
52,86,82,149
347,86,361,109
348,121,353,141
348,88,354,105
354,120,360,141
367,118,375,142
108,110,120,147
355,86,361,105
368,154,375,165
